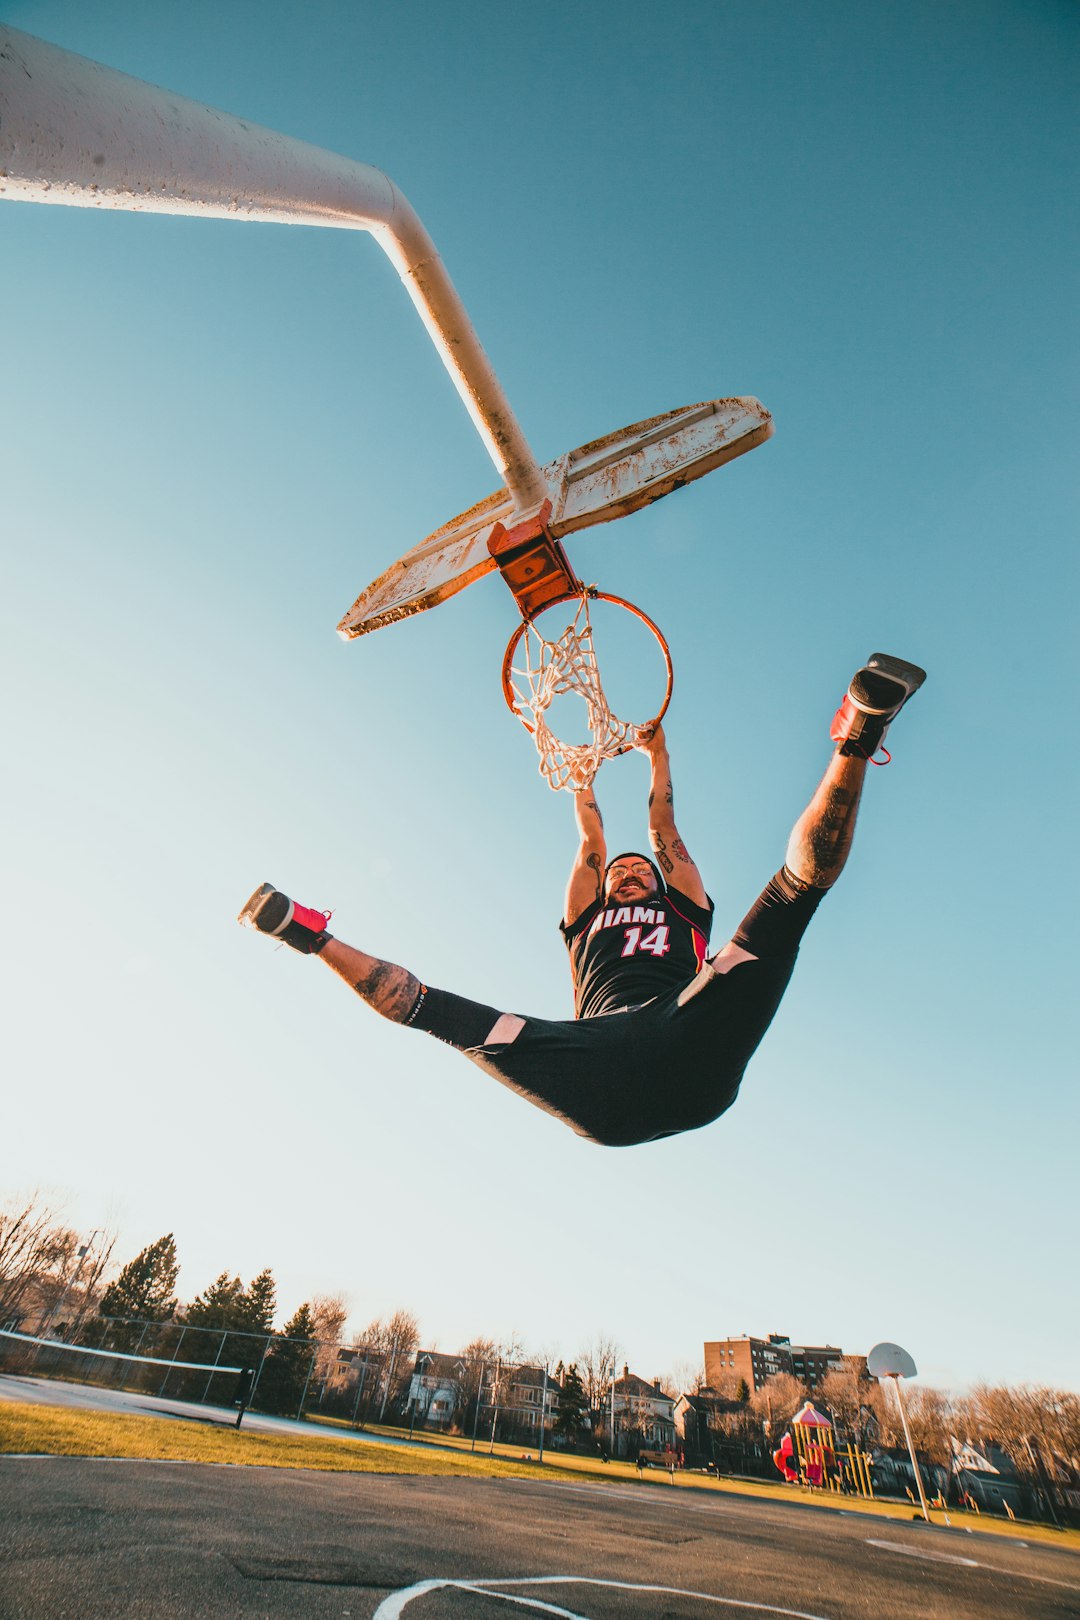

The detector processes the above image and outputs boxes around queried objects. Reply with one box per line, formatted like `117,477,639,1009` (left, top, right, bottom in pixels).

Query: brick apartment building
704,1333,860,1393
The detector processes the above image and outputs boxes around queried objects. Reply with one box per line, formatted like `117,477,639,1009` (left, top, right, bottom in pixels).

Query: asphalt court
2,1457,1078,1618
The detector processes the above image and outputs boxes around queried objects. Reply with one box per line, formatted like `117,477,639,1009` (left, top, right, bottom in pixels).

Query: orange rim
501,588,673,748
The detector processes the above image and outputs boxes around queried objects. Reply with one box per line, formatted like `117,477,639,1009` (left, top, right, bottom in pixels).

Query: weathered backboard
866,1342,918,1380
337,396,772,638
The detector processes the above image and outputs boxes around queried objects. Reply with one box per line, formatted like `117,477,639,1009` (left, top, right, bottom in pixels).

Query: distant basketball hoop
867,1340,933,1525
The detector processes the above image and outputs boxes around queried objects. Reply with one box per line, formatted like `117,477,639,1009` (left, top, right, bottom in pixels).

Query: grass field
0,1403,582,1480
3,1400,1078,1556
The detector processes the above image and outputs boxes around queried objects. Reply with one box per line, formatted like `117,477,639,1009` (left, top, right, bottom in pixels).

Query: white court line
525,1486,1080,1596
866,1538,978,1568
521,1480,730,1516
1010,1572,1080,1593
373,1576,830,1619
866,1538,1080,1591
375,1586,582,1618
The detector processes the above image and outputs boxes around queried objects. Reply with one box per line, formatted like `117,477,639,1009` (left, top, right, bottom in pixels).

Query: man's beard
607,879,658,904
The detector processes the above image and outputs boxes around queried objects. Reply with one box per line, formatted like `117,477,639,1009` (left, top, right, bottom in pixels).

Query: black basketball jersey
560,884,714,1019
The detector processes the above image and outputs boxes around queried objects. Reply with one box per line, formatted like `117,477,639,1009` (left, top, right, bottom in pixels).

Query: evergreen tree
186,1269,276,1334
94,1234,179,1350
99,1234,179,1324
256,1303,317,1417
184,1269,278,1384
243,1269,276,1334
186,1272,246,1330
735,1377,750,1404
554,1362,589,1443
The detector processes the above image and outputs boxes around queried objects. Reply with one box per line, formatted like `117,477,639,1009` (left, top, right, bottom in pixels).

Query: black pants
404,870,826,1147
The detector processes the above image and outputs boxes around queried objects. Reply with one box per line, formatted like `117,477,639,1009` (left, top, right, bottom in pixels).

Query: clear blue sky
2,0,1077,1393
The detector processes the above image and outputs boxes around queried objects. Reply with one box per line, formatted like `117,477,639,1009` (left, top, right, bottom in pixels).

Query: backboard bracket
336,397,774,640
486,500,582,620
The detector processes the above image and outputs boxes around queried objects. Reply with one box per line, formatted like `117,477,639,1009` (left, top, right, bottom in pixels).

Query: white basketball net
508,590,642,792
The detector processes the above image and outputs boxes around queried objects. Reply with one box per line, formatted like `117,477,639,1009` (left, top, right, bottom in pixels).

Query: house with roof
673,1386,746,1462
502,1363,561,1439
404,1353,564,1439
604,1365,676,1458
405,1350,472,1430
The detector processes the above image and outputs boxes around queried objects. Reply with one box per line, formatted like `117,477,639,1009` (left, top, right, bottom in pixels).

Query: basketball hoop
0,27,766,798
501,587,673,792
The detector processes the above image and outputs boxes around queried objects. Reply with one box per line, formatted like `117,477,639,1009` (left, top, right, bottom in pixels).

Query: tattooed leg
319,939,423,1023
784,751,869,890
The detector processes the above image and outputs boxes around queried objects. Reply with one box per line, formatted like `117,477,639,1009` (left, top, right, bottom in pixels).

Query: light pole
350,1355,371,1429
537,1364,549,1465
38,1229,102,1340
470,1362,486,1453
488,1358,502,1455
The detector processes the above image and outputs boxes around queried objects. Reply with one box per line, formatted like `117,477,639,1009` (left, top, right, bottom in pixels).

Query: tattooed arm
564,788,608,927
636,723,709,909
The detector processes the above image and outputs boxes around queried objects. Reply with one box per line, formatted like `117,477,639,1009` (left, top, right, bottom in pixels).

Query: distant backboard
337,396,773,638
866,1342,918,1380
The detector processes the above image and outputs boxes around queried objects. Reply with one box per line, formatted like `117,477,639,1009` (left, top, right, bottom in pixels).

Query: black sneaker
238,883,332,955
830,653,927,759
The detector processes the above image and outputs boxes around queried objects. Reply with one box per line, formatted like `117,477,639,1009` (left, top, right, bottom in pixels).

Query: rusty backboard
337,396,772,638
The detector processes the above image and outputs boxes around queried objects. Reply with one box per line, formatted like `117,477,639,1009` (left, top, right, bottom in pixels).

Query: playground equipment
773,1401,875,1498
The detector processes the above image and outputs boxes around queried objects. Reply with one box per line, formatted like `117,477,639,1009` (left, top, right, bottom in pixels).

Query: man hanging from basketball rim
239,654,925,1147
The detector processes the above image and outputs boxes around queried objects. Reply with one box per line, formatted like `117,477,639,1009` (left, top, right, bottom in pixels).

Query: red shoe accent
829,695,858,744
293,902,332,932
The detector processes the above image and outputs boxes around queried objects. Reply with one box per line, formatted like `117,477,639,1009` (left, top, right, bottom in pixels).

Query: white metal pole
0,26,546,513
538,1363,548,1464
470,1361,485,1453
890,1375,932,1524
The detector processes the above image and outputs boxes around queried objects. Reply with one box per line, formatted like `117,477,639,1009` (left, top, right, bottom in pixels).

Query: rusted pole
0,26,546,513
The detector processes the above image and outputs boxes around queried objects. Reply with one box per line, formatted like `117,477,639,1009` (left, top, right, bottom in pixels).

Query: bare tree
0,1193,78,1327
65,1230,117,1335
458,1336,498,1432
310,1294,348,1343
903,1385,955,1471
495,1329,526,1369
817,1357,876,1446
578,1333,618,1435
359,1309,420,1420
309,1294,349,1390
709,1399,759,1456
750,1372,807,1442
953,1383,1080,1489
663,1357,705,1398
707,1367,749,1402
867,1381,955,1478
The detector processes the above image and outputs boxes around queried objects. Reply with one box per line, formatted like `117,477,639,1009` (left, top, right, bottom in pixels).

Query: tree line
2,1192,1077,1520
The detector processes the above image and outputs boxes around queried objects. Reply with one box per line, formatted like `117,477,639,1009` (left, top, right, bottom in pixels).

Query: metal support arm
0,26,546,511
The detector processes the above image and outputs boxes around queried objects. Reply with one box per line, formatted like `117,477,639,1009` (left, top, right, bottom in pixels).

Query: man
239,653,925,1146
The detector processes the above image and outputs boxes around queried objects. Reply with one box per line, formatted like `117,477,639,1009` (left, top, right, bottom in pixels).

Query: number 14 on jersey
620,924,671,958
